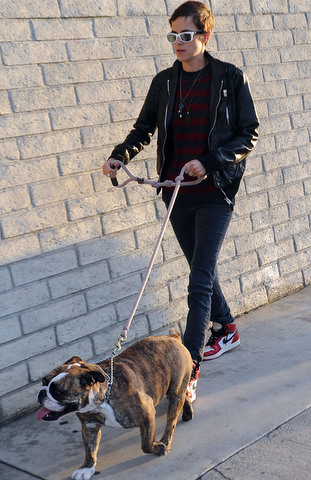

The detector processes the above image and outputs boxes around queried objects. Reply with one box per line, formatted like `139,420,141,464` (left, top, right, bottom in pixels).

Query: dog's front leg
72,418,102,480
140,405,167,456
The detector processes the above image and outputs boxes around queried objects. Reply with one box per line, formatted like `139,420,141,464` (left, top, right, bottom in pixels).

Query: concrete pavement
1,286,311,480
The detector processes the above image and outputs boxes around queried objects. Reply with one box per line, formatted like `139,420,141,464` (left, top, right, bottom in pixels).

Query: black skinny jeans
165,200,234,363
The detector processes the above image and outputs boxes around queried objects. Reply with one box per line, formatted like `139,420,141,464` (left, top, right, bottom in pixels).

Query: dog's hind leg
159,394,185,453
182,393,194,422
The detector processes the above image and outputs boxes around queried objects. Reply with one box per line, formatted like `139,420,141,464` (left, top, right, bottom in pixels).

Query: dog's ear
80,370,107,387
64,356,83,364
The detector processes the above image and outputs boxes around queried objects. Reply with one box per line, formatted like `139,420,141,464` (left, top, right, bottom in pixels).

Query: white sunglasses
167,30,204,43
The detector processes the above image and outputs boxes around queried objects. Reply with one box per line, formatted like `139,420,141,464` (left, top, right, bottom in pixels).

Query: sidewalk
1,286,311,480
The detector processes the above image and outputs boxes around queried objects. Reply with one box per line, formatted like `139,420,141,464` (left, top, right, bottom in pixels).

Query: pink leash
106,161,206,354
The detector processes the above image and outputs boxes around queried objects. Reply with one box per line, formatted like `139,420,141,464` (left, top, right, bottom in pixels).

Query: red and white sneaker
187,362,200,403
203,323,240,361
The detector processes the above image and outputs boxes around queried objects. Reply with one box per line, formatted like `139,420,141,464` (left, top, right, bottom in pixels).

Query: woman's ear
203,31,211,44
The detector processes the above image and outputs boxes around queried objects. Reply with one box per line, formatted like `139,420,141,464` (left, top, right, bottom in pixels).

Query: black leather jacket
110,51,259,191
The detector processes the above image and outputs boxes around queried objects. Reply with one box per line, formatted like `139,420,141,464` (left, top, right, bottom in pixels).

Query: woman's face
170,16,208,69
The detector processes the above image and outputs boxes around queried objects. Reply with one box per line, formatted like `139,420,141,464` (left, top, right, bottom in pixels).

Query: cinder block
110,98,144,123
94,17,147,38
86,273,142,310
0,65,42,89
10,249,78,286
0,383,42,422
115,284,170,320
21,294,86,333
257,30,293,48
10,85,77,113
50,104,109,130
21,293,87,334
257,238,294,266
0,281,50,318
59,0,117,17
244,170,283,194
0,91,11,115
47,261,109,299
56,305,115,345
0,363,28,396
42,61,103,86
0,138,20,161
30,174,93,206
67,190,127,221
38,217,102,252
218,251,259,279
218,32,257,50
67,39,122,62
0,316,21,343
1,0,60,18
0,328,55,368
1,203,67,238
0,157,58,189
0,19,31,41
279,248,311,276
0,234,41,266
148,301,188,332
236,14,273,31
1,41,67,66
76,79,131,105
274,13,307,30
81,120,133,148
251,204,289,231
17,129,81,159
103,58,156,80
77,232,136,265
0,111,50,140
32,18,93,40
59,148,110,175
274,216,310,242
252,0,289,14
280,45,311,63
118,0,166,16
235,228,275,255
0,186,30,215
28,337,93,381
102,203,156,235
275,128,309,151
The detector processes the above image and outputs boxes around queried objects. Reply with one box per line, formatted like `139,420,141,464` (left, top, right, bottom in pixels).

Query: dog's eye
50,382,66,399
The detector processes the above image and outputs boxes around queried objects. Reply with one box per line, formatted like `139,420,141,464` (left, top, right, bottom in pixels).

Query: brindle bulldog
36,330,194,480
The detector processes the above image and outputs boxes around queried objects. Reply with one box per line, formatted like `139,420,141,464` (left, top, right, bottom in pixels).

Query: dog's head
36,356,108,421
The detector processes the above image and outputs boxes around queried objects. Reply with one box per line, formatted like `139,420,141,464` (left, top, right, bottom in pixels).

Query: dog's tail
169,328,182,342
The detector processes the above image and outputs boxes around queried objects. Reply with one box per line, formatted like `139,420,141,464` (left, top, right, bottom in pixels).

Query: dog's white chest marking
99,402,123,428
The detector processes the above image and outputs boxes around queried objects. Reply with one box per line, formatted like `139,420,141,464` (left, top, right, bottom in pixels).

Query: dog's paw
71,466,95,480
154,441,168,456
182,401,194,422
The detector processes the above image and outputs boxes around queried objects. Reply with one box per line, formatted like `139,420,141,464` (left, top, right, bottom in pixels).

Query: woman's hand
102,159,119,179
184,159,207,178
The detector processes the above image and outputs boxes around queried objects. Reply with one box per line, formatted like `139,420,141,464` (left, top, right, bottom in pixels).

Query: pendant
184,112,191,124
178,103,184,118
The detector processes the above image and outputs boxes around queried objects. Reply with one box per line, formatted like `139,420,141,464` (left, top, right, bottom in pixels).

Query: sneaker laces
206,327,223,346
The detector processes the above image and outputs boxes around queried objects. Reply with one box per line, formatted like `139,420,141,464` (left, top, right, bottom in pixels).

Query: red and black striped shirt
162,64,223,205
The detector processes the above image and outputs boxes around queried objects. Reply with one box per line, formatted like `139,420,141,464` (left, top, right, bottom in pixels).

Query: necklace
178,65,206,124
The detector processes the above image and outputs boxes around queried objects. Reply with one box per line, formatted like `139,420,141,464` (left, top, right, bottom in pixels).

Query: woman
102,1,259,402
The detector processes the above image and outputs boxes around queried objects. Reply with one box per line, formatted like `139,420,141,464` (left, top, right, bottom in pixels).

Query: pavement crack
0,460,46,480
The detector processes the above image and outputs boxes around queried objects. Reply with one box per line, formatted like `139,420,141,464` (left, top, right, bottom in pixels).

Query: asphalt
1,285,311,480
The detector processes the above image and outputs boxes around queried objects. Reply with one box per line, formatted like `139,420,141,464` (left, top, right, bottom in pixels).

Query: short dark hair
169,1,215,33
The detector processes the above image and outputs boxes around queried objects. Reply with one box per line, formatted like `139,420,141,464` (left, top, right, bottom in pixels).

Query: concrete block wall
0,0,310,423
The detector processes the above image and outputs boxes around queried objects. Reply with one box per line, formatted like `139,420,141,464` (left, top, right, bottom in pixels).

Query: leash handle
107,160,206,188
119,164,187,342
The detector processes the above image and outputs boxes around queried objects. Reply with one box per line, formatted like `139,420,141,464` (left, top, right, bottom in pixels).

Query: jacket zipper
208,80,223,149
208,79,233,210
160,78,170,180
